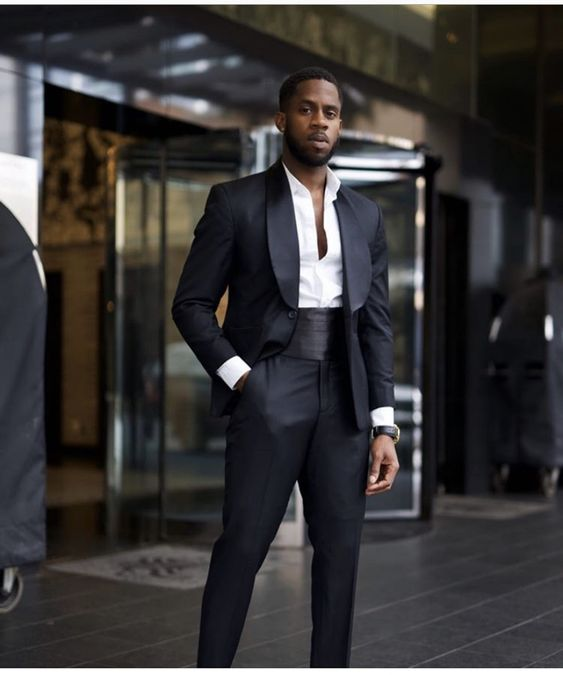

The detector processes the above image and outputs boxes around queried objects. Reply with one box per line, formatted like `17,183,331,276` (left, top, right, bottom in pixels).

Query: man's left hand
365,435,400,495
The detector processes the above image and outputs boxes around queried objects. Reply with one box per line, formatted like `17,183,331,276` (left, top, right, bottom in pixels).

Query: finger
365,484,391,496
365,478,391,495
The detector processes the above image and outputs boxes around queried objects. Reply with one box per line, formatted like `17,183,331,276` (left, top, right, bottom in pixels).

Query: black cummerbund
281,307,346,361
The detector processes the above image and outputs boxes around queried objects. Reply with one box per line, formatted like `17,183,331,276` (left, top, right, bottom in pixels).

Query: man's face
277,79,342,167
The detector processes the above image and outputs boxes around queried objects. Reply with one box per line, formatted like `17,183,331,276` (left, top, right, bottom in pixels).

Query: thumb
369,459,381,485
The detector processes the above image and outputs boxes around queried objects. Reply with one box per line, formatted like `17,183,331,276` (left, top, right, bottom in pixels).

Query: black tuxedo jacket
171,158,395,430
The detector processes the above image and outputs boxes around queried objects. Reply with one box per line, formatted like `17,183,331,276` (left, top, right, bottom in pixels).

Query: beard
284,125,339,167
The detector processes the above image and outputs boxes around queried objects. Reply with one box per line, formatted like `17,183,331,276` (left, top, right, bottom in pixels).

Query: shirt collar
282,161,341,204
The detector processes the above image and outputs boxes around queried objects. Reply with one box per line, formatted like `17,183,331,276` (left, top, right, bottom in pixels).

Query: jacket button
288,310,297,319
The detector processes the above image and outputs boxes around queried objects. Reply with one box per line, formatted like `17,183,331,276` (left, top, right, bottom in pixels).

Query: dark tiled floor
2,494,563,668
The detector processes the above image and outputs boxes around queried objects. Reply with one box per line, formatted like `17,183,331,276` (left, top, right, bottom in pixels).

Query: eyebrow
298,98,340,111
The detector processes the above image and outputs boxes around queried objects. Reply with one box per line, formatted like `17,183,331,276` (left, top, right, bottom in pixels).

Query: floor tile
0,634,140,668
413,647,531,668
528,647,563,667
468,631,563,662
76,634,199,668
232,630,311,668
351,637,450,667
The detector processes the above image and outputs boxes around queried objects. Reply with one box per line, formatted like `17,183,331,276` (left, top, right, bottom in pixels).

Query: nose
311,110,328,128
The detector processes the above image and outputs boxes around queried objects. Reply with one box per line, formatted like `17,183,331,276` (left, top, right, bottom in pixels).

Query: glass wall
107,134,250,537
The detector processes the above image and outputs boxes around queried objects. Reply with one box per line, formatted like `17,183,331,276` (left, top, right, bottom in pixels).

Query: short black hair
278,67,343,112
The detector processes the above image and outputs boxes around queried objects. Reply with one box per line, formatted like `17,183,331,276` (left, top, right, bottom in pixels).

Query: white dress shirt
216,162,394,428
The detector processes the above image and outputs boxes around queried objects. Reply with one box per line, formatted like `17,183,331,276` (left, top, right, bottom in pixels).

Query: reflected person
172,66,400,668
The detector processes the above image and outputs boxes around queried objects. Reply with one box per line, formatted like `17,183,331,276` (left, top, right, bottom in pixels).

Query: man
172,66,400,668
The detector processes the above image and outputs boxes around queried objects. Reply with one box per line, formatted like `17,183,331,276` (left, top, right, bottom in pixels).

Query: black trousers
197,351,371,667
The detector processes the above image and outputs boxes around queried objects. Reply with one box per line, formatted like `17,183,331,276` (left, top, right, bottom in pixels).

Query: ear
274,111,286,133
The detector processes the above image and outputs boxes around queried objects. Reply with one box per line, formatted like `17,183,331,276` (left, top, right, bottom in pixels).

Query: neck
282,149,327,194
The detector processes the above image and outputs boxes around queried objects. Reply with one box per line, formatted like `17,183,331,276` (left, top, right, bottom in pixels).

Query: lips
308,134,329,143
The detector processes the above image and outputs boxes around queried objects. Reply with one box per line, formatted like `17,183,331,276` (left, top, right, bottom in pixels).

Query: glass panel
351,176,422,517
165,170,234,523
110,144,163,531
331,135,425,518
110,140,241,533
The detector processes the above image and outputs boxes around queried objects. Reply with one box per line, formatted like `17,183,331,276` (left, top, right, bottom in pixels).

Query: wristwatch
372,424,400,445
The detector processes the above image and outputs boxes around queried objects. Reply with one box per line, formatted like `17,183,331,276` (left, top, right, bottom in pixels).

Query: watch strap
372,424,400,444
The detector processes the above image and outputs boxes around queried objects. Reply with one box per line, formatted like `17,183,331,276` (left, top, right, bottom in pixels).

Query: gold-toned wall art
42,118,140,247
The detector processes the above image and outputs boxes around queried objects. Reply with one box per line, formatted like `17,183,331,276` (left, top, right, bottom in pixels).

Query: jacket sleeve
171,183,238,377
358,202,396,409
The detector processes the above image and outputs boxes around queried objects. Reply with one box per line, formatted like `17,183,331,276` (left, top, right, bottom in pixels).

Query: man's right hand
235,370,251,393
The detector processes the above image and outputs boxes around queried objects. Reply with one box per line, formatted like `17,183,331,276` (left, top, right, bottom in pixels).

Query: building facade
1,5,561,541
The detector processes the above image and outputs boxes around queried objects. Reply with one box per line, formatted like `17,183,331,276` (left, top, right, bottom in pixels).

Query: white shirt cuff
370,406,394,427
216,356,251,390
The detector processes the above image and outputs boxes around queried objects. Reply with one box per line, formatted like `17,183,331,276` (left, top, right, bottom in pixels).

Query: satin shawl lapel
265,160,300,309
334,191,372,314
265,160,371,314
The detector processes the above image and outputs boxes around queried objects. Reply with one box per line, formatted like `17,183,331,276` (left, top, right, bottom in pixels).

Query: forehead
291,79,341,106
